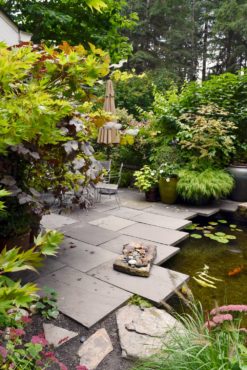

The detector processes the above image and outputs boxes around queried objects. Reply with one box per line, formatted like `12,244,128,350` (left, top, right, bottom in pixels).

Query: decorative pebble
128,259,137,266
80,335,86,343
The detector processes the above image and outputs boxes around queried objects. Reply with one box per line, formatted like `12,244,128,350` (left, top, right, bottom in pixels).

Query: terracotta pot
227,165,247,202
145,186,160,202
0,231,31,251
159,176,178,204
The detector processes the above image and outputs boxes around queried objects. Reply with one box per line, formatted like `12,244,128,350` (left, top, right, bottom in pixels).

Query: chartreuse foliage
0,42,111,236
177,168,234,204
0,229,63,322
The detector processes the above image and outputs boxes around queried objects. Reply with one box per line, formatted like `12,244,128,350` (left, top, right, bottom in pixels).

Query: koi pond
164,211,247,310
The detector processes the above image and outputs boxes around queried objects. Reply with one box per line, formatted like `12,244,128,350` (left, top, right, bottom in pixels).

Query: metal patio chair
95,163,123,206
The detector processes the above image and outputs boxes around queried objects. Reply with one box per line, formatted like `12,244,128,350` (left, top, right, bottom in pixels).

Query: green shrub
177,168,234,204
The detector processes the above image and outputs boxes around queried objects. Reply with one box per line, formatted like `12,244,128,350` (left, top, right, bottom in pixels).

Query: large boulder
116,304,184,359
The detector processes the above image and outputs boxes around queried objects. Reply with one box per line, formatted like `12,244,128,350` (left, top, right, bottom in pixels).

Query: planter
227,165,247,202
0,231,31,251
145,186,160,202
159,176,178,204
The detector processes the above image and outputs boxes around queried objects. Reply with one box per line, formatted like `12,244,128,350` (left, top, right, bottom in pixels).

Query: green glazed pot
159,176,178,204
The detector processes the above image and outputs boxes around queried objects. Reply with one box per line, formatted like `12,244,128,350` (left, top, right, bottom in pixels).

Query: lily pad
216,237,229,244
218,219,227,224
236,228,243,232
195,226,204,231
207,226,215,230
190,233,202,239
215,232,226,237
230,224,237,229
203,230,211,234
185,223,198,231
209,222,218,226
225,235,237,240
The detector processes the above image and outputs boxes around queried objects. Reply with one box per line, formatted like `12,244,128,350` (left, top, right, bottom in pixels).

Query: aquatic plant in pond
164,213,247,311
186,219,240,244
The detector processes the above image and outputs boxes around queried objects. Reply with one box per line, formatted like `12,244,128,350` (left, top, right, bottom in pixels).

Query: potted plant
158,163,179,204
227,143,247,202
134,166,159,201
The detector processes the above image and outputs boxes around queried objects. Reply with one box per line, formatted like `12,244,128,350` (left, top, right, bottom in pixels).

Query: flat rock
78,328,113,369
43,323,78,347
89,215,136,231
120,223,188,246
116,305,184,359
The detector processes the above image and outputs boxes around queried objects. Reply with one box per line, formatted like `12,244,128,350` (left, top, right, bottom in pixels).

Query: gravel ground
26,311,134,370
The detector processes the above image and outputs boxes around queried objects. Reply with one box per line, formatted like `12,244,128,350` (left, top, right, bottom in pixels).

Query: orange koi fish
228,265,244,277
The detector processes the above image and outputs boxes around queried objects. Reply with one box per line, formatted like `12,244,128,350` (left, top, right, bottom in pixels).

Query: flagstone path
36,189,239,328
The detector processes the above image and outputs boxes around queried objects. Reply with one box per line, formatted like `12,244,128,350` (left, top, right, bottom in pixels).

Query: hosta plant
177,168,234,205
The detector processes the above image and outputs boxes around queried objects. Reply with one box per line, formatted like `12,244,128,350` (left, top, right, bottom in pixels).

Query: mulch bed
25,311,134,370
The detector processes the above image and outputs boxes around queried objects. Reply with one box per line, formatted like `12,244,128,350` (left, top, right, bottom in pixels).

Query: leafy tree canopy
0,0,138,62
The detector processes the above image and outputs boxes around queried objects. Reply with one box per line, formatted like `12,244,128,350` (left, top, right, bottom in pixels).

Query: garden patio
32,190,240,328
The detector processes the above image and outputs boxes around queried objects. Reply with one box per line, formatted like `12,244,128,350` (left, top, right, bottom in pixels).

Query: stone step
131,212,191,230
120,223,188,246
62,224,120,246
99,235,179,266
88,261,189,304
89,215,136,231
36,266,132,328
57,238,118,273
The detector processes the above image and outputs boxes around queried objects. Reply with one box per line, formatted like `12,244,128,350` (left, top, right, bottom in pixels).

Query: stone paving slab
41,213,78,229
147,204,197,219
78,328,113,369
89,215,136,231
62,224,119,246
184,205,220,217
120,223,188,246
218,200,239,212
36,266,132,328
99,235,179,265
131,212,191,230
57,238,118,272
106,207,144,220
88,261,188,303
20,257,66,284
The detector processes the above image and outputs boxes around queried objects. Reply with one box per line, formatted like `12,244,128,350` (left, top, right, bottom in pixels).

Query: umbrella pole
106,145,111,160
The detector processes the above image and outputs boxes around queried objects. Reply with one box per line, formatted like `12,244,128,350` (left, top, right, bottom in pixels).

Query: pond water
164,212,247,311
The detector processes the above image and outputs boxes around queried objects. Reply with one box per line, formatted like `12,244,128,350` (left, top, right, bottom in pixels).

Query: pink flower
43,351,57,361
203,320,216,329
10,328,25,338
59,362,68,370
239,328,247,334
210,305,247,315
31,334,48,346
0,345,7,359
76,365,89,370
212,314,233,324
21,315,32,324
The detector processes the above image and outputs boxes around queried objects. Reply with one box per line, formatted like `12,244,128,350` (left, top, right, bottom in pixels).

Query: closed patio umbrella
97,79,121,157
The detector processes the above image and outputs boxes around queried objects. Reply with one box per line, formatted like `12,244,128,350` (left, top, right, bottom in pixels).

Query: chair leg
115,193,120,208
